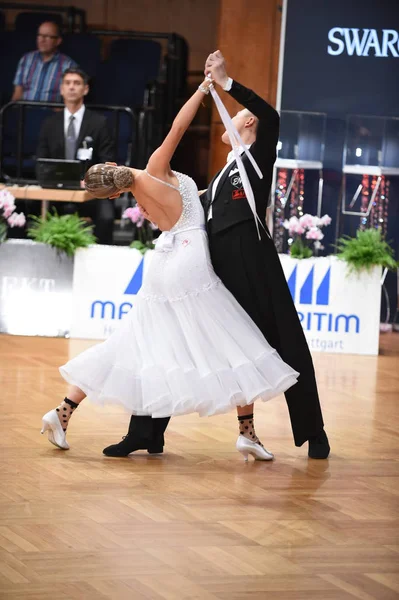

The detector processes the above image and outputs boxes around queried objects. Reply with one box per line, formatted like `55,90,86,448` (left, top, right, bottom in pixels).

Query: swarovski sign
328,27,399,57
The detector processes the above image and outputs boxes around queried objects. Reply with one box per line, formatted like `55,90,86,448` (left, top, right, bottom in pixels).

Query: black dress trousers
208,219,324,447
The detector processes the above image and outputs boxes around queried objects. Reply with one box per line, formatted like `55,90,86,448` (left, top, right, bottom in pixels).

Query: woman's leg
66,385,86,405
236,403,274,460
42,385,86,449
236,404,259,442
237,404,254,417
53,386,86,432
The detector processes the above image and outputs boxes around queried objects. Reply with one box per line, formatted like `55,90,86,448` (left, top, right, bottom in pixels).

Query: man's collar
226,144,251,164
37,50,60,62
65,103,85,116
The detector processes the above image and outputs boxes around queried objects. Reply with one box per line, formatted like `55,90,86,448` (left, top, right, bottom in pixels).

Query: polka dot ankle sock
55,397,79,432
238,413,264,447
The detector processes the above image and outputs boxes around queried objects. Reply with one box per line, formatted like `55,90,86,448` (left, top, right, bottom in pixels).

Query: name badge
77,147,93,161
232,189,246,200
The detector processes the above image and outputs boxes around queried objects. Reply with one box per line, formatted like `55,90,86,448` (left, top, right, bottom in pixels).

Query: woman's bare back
132,169,184,231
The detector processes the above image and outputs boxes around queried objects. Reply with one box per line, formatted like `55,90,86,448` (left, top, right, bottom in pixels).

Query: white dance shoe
236,435,274,461
41,409,69,450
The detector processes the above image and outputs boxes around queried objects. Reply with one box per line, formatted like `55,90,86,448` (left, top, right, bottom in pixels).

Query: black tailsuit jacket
202,80,279,232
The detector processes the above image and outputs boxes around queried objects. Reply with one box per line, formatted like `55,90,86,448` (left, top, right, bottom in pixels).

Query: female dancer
41,76,299,461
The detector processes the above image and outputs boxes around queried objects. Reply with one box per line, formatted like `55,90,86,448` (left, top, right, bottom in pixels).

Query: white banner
279,255,381,355
70,246,381,355
70,245,153,340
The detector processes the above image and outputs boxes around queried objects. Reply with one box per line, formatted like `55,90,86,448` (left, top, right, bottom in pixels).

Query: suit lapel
54,112,65,158
75,109,91,155
213,160,236,201
203,169,221,214
204,156,241,217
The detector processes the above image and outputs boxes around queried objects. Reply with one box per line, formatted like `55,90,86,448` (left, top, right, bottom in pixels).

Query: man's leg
209,223,329,457
103,415,170,457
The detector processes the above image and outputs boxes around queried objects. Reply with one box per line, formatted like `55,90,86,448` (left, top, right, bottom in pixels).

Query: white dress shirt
64,104,85,139
223,77,233,91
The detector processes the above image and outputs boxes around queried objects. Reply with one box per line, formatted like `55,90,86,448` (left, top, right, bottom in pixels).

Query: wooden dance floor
0,334,398,599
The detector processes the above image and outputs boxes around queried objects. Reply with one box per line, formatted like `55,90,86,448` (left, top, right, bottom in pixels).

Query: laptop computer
36,158,82,190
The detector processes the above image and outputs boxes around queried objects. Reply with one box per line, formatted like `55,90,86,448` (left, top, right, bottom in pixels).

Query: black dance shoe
308,429,330,459
103,434,163,457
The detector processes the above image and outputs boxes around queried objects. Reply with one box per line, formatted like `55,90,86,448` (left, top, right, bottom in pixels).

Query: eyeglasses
37,33,59,40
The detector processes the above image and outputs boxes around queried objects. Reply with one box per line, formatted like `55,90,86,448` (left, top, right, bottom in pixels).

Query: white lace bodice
169,171,205,232
140,170,218,303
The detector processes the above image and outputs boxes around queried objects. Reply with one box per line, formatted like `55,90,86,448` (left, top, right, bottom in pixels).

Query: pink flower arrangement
283,212,331,258
306,226,324,241
122,203,158,252
299,214,317,229
0,189,26,241
283,216,305,235
123,205,158,230
318,214,332,227
7,212,26,228
123,206,145,227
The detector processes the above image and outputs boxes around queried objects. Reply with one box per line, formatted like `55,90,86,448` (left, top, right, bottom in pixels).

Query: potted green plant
28,210,96,256
335,228,398,274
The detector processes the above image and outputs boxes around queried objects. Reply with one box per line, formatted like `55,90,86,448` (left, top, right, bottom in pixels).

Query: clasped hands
198,50,229,93
204,50,229,89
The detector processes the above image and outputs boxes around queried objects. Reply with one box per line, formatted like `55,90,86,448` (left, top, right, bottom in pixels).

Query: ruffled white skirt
60,228,299,417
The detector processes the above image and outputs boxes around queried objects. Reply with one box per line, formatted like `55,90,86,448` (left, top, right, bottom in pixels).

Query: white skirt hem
59,350,299,418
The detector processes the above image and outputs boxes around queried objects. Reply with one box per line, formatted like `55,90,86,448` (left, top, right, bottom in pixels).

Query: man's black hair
62,67,89,85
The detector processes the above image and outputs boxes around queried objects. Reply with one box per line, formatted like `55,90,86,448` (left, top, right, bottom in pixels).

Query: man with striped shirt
12,21,76,102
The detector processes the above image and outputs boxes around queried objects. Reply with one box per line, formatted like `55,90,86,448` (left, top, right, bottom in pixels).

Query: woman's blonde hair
84,164,133,198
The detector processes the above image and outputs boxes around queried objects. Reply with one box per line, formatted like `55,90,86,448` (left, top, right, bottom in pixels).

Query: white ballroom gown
60,171,299,417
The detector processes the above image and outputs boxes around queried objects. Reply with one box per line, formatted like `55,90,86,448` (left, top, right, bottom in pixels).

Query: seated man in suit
37,67,115,244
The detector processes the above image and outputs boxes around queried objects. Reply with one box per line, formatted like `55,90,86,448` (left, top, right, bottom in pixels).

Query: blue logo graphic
287,264,360,335
287,265,330,305
90,258,144,321
124,258,144,295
